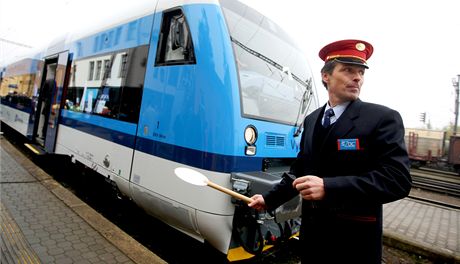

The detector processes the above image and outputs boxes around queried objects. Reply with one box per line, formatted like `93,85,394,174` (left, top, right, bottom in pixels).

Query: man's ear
322,72,329,84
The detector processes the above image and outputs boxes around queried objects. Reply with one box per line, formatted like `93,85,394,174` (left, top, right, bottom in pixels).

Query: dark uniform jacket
263,99,412,264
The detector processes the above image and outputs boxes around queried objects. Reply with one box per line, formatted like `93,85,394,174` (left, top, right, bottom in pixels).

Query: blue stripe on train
135,137,262,173
60,115,262,173
0,98,33,114
60,116,136,147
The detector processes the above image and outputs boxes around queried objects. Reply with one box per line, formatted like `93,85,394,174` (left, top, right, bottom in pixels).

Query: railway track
410,168,460,198
407,194,460,210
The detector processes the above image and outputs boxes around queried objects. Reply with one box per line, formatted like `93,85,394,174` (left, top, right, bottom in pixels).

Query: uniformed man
249,39,412,263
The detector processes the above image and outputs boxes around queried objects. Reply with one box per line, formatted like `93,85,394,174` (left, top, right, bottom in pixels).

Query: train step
24,143,47,155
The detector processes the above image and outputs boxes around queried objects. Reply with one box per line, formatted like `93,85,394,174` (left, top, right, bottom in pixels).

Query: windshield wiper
231,36,310,89
294,80,313,137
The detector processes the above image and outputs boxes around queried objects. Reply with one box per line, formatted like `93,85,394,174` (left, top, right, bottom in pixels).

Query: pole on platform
452,74,460,136
453,75,460,135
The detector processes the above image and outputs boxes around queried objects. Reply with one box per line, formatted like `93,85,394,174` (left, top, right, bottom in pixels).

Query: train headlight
244,125,257,145
244,125,257,156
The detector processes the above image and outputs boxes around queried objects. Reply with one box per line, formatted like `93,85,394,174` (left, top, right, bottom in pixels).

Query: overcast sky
1,0,459,129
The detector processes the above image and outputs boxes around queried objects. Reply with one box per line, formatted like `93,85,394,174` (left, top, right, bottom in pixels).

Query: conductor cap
319,39,374,69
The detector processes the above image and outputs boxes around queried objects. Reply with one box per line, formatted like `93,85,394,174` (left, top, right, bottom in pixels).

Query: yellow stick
206,181,253,204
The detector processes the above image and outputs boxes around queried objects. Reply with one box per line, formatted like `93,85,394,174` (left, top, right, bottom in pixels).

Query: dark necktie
323,108,335,128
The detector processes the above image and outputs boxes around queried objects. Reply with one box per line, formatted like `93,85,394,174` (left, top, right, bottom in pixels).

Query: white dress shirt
323,101,350,126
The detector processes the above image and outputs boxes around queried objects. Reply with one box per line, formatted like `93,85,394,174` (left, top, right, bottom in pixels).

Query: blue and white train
0,0,318,261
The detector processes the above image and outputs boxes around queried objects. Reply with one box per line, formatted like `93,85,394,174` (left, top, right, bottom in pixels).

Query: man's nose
352,72,363,82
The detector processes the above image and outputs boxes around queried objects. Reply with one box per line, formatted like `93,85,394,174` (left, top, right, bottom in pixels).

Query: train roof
2,0,302,68
44,0,220,58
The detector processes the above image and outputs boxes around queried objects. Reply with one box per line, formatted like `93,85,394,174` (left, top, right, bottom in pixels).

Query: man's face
322,63,366,106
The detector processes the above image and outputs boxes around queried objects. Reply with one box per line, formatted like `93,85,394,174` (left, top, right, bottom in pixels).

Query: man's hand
248,194,267,211
292,175,325,200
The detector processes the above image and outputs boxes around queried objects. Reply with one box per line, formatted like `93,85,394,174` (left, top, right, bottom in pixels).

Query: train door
33,51,70,153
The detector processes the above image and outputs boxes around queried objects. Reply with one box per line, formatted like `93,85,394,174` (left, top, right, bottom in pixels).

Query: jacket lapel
304,106,323,154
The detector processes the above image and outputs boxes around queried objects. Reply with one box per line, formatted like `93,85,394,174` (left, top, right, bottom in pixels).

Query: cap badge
355,43,366,51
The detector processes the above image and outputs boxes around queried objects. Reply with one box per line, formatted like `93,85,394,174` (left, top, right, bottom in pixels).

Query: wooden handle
206,181,253,204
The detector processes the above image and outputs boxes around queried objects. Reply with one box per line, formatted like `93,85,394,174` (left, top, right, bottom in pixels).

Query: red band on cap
319,39,373,63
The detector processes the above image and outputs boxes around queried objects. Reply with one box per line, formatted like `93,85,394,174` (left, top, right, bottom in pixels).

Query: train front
219,0,319,261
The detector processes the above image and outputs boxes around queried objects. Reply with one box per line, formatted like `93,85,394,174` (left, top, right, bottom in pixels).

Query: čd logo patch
337,139,360,150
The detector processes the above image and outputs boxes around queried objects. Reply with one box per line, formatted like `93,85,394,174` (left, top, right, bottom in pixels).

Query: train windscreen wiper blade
230,36,310,89
293,88,312,137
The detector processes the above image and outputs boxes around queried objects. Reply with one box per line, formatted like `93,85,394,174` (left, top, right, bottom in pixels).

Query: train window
155,9,196,66
66,45,147,123
116,46,148,122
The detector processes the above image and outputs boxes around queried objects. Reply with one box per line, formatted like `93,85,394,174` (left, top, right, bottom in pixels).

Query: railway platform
1,134,459,263
383,193,460,263
0,136,166,264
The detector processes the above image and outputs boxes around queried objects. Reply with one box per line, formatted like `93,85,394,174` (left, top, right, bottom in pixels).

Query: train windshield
220,0,318,125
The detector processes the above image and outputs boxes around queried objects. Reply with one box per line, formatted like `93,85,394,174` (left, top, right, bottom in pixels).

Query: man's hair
320,60,338,89
320,59,368,88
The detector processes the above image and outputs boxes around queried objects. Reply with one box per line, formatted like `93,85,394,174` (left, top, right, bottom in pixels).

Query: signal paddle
174,167,253,204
